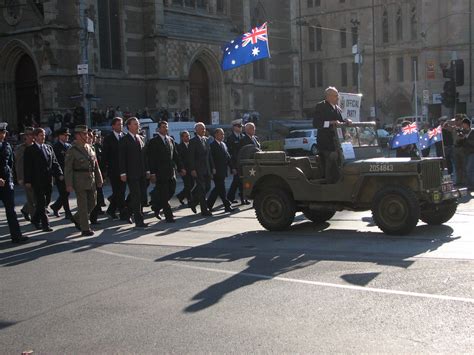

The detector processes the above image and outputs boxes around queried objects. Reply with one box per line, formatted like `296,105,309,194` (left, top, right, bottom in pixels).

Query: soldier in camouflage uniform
65,125,103,236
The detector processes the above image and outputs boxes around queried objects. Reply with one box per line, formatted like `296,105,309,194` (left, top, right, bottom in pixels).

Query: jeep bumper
430,187,468,203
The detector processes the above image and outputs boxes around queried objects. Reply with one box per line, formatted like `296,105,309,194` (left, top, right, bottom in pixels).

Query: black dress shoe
32,221,41,230
81,230,94,237
154,211,162,220
65,213,73,220
42,226,53,232
230,200,238,204
21,208,30,221
50,207,60,217
224,207,235,213
135,222,148,228
201,210,213,217
178,197,185,205
12,236,29,243
241,200,251,205
165,218,176,223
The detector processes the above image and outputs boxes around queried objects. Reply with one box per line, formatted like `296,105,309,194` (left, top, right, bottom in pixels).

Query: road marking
94,249,474,304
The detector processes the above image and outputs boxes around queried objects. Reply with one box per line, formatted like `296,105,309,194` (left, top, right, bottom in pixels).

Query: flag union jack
428,125,442,139
242,22,268,47
402,122,418,135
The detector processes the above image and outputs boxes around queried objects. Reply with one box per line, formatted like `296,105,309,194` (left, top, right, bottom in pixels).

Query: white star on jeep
249,168,256,176
252,47,260,56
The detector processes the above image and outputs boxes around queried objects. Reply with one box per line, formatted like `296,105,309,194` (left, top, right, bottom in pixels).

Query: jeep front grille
420,160,441,190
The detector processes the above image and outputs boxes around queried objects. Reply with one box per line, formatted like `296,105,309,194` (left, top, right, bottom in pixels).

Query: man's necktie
135,135,140,145
41,145,48,159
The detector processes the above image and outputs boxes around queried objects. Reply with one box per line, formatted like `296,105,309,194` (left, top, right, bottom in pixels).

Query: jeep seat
289,157,322,180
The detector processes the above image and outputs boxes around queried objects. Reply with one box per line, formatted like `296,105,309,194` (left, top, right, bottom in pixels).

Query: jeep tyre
420,201,457,225
372,186,420,235
255,188,295,231
302,209,336,224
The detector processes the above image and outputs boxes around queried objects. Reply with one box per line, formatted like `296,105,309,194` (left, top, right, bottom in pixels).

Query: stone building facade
0,0,300,130
299,0,473,125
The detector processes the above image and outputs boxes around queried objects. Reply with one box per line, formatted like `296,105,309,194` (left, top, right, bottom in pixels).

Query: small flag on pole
221,22,270,71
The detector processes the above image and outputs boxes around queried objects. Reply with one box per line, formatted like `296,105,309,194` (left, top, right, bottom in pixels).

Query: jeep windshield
338,123,379,147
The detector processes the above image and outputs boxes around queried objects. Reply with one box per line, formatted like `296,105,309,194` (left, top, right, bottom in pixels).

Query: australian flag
419,125,443,150
390,122,419,149
222,22,270,71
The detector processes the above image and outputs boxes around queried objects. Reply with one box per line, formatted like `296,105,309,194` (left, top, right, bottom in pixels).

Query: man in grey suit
188,122,215,216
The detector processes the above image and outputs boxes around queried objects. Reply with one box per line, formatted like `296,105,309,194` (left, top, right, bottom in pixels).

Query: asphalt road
1,184,473,353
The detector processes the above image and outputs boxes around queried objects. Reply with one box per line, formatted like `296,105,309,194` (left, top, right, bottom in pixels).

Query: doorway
189,60,210,124
15,54,40,130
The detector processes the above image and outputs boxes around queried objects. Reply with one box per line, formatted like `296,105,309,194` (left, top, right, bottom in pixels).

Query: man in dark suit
188,122,215,216
225,119,245,205
24,127,63,231
312,86,352,183
103,117,128,221
147,121,185,223
176,130,193,206
240,122,261,149
119,117,149,228
208,128,234,213
0,123,27,243
50,127,72,219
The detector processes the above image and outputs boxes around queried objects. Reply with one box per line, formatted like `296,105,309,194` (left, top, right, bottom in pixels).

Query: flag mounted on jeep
390,122,419,149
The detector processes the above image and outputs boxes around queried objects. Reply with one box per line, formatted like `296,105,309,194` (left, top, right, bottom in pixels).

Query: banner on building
339,93,362,122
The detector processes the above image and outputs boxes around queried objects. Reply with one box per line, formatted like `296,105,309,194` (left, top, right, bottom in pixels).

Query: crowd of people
0,118,261,243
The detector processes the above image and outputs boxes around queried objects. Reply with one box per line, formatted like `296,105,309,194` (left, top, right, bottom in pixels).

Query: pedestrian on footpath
65,125,103,236
0,122,28,243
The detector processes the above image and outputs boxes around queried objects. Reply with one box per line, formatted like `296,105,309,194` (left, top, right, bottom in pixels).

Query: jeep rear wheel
420,201,457,225
302,209,336,224
255,188,295,231
372,186,420,235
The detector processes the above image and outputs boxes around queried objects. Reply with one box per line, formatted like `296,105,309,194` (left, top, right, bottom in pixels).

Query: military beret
0,122,8,132
74,125,88,133
231,119,243,126
56,127,70,136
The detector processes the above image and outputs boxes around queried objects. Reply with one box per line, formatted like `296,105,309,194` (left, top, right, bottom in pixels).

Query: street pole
414,59,418,120
79,0,90,127
357,36,361,93
298,0,304,117
469,0,472,103
372,0,377,118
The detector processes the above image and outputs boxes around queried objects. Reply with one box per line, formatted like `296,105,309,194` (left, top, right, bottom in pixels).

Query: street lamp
351,18,361,93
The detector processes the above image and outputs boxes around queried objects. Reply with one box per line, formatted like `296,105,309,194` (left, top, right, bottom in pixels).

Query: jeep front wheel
302,209,336,224
255,188,295,231
420,201,457,225
372,186,420,235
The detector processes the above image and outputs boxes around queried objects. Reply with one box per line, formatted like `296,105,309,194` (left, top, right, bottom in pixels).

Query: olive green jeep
240,122,467,235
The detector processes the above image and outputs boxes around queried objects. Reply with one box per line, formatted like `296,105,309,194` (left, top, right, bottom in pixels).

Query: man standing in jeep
313,86,352,183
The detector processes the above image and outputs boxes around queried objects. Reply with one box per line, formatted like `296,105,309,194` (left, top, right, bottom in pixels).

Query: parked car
284,129,317,156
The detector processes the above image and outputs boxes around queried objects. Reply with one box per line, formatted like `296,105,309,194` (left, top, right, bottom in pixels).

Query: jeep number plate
369,164,394,172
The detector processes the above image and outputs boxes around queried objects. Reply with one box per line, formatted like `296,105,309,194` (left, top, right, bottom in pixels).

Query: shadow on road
155,222,457,313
